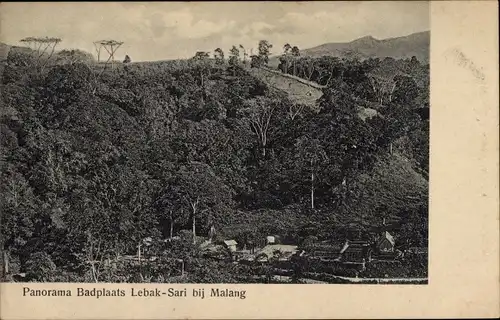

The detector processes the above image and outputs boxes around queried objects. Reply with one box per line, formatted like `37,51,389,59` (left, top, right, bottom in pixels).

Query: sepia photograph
1,1,431,286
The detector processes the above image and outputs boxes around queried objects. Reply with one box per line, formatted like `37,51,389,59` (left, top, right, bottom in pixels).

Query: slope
301,31,429,62
247,66,379,121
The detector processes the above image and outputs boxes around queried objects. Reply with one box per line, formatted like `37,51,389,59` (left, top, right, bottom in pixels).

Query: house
339,240,372,263
309,241,343,261
254,244,298,263
266,236,276,244
223,240,238,252
377,231,395,253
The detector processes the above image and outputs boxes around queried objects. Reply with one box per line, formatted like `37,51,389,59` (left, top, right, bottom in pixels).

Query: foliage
0,47,428,282
257,40,273,66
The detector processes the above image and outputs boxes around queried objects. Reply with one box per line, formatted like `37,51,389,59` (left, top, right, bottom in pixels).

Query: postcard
0,1,498,319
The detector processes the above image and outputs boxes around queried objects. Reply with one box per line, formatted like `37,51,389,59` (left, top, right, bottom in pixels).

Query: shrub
25,252,57,281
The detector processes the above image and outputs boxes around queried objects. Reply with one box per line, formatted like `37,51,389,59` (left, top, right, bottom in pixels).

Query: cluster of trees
278,54,429,107
193,40,274,70
0,42,428,282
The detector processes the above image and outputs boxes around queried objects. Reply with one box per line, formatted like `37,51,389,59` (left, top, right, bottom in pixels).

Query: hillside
247,67,324,108
269,31,429,69
1,49,428,283
301,31,429,62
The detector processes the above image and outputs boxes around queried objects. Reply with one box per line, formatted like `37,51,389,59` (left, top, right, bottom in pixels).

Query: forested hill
0,47,428,282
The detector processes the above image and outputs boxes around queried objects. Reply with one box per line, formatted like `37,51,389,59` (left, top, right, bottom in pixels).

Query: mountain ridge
300,31,430,62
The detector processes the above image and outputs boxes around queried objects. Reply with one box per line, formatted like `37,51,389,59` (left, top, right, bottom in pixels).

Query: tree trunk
2,250,9,276
192,210,196,245
389,83,396,102
169,211,174,239
311,159,315,209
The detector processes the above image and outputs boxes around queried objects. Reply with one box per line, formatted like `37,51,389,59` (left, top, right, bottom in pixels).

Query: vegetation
0,37,428,283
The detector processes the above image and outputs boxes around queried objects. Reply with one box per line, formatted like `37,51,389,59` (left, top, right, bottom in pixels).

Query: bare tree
369,75,396,105
19,36,62,71
240,97,278,157
84,232,105,283
93,40,124,69
294,137,328,209
288,103,305,121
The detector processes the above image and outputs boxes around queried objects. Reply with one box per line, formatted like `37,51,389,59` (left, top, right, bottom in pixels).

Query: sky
0,1,430,62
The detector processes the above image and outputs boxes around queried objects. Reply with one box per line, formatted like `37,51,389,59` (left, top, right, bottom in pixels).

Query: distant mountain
300,31,430,62
268,31,429,68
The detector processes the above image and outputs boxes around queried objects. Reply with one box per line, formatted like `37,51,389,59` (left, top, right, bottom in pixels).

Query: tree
239,96,279,157
192,51,211,87
193,51,210,60
56,49,94,66
293,137,328,209
287,103,306,121
392,75,420,106
250,55,262,68
168,162,234,244
239,45,248,64
0,171,38,275
19,36,62,72
228,46,240,75
291,46,300,76
368,76,396,105
258,40,273,66
93,40,124,69
214,48,224,65
156,187,187,239
282,43,292,74
300,57,316,80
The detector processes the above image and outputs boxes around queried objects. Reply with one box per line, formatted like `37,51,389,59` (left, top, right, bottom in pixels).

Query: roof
381,231,395,246
343,247,365,253
339,241,349,254
223,240,237,246
339,239,370,255
349,240,370,246
257,244,298,257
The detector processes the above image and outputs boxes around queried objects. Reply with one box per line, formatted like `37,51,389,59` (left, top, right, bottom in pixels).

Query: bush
25,252,57,281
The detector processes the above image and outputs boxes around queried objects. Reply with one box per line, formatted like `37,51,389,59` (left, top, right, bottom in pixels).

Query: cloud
1,2,429,61
149,8,237,40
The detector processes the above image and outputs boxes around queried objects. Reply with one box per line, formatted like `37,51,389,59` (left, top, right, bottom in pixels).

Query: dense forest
0,41,429,283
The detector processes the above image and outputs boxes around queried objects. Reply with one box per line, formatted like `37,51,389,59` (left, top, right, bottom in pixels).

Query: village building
377,231,395,253
266,236,276,245
253,244,298,263
339,240,372,263
223,240,238,252
308,242,342,261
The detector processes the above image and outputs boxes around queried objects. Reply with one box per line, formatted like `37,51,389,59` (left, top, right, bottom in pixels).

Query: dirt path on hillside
248,67,380,121
247,67,323,108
